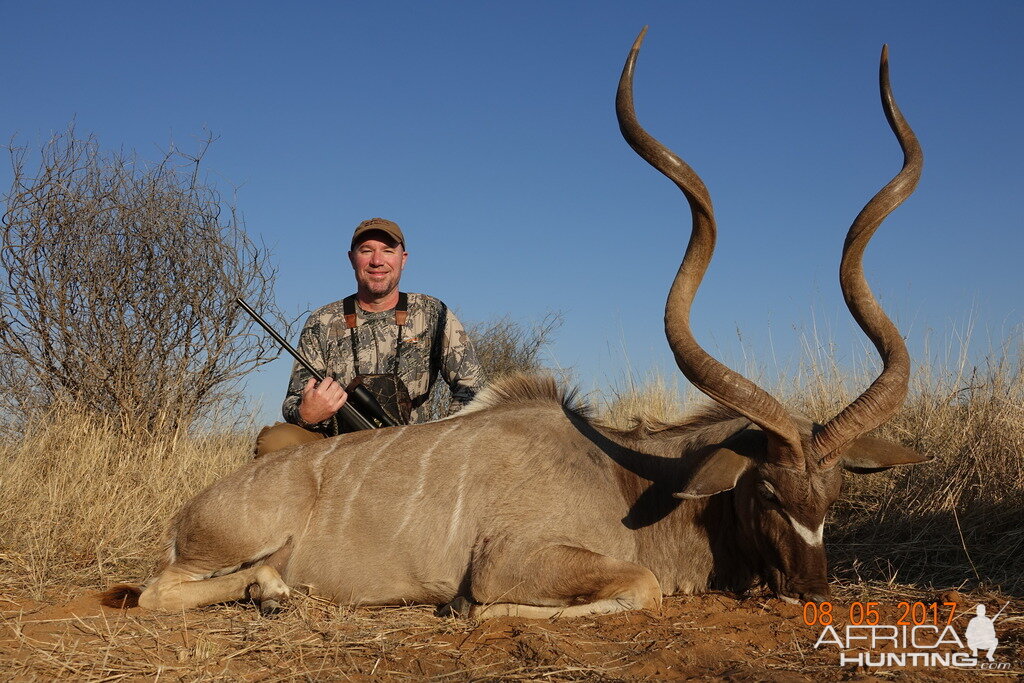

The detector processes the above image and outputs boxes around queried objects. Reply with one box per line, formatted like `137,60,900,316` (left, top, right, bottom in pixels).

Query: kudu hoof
259,598,284,616
436,596,474,618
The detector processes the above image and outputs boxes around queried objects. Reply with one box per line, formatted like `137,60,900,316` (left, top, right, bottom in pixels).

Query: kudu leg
139,564,290,614
461,544,662,619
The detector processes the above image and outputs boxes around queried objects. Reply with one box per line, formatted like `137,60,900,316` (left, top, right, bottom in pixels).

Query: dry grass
0,405,251,600
1,329,1022,679
1,596,690,680
788,329,1024,595
4,586,1018,680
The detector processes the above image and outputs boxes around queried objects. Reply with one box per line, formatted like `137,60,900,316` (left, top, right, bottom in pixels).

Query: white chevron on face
787,514,824,547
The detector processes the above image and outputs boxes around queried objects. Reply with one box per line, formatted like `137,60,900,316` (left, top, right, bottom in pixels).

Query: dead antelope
102,29,929,619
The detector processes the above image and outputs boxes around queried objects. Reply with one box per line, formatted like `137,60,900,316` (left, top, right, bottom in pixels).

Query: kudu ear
673,431,759,499
840,435,932,474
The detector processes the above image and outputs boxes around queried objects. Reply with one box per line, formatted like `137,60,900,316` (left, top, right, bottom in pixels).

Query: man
255,217,483,456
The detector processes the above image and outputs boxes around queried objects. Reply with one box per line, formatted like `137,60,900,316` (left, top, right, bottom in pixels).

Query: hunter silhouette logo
965,603,1004,662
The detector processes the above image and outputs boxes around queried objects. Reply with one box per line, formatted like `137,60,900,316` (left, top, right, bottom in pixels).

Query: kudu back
102,30,930,618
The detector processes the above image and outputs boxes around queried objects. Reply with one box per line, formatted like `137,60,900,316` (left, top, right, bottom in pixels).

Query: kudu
103,29,930,619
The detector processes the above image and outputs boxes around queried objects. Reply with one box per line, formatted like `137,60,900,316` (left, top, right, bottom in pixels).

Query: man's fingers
304,377,336,394
323,386,346,408
298,376,347,425
301,376,348,410
316,377,339,396
333,389,349,410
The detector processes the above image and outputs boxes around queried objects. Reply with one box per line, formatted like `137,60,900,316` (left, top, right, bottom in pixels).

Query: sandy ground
1,585,1021,680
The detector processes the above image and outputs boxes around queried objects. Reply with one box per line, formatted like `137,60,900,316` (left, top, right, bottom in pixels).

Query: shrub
0,128,287,435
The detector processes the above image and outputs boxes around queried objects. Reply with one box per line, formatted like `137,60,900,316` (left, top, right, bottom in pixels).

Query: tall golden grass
0,406,250,599
805,333,1024,595
1,329,1020,601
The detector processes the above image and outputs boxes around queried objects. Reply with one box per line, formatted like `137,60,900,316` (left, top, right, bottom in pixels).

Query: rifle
235,298,398,431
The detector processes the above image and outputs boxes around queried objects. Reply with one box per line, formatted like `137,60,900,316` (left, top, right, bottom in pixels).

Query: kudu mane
458,373,591,419
465,372,750,456
601,402,747,442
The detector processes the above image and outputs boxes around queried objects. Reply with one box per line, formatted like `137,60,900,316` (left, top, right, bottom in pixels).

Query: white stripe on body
325,431,359,480
337,428,407,527
320,437,344,458
390,422,462,541
443,434,476,547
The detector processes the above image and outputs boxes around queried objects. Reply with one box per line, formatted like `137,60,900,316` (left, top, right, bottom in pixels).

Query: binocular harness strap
342,293,408,375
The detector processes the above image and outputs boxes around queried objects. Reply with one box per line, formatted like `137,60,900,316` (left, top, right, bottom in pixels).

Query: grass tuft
0,405,249,600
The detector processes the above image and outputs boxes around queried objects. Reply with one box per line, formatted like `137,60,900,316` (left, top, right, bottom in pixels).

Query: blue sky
3,2,1021,422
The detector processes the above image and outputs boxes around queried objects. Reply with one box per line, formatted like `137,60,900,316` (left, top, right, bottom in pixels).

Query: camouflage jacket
282,292,483,429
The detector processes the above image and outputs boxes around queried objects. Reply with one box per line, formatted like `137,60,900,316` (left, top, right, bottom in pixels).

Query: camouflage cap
351,218,406,250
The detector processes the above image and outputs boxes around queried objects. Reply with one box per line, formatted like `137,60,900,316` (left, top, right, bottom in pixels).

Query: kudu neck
591,419,759,594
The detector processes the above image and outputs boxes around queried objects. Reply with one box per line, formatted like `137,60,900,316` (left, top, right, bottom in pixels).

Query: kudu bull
103,30,929,619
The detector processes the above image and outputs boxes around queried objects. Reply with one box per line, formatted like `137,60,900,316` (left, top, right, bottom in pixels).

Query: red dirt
1,588,1021,680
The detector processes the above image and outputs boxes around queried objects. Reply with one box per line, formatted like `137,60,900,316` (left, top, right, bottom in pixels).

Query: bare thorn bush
469,312,563,380
0,127,287,434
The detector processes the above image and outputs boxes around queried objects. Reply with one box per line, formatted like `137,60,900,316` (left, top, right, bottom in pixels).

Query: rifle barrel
235,298,324,381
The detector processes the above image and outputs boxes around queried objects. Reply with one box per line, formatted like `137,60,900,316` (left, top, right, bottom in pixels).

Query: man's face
348,231,407,298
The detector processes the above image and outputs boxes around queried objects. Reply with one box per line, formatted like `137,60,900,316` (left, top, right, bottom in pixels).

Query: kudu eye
756,481,781,505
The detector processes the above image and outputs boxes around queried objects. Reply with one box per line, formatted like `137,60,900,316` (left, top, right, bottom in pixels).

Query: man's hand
298,377,348,425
